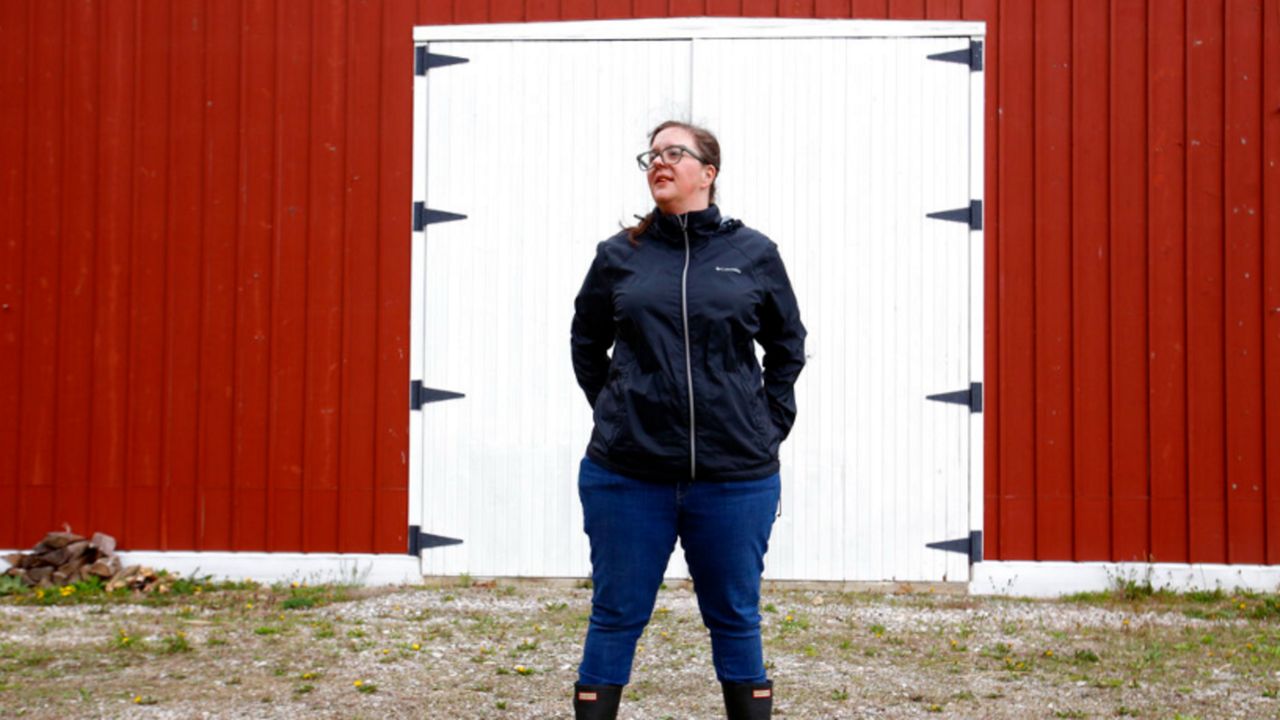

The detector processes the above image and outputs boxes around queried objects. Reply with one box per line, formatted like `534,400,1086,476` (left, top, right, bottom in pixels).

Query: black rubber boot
573,683,623,720
722,679,773,720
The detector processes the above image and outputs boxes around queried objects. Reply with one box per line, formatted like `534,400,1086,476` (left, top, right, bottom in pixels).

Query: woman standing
569,120,806,720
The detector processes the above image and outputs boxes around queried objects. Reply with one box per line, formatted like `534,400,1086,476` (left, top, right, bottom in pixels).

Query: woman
569,120,806,720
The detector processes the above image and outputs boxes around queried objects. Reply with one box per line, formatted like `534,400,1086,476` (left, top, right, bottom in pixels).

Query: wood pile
3,531,170,592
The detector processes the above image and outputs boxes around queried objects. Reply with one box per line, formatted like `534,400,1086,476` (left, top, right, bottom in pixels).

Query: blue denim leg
577,457,678,686
678,473,781,683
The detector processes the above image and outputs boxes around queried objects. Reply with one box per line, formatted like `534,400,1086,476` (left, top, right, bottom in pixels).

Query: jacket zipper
679,214,696,479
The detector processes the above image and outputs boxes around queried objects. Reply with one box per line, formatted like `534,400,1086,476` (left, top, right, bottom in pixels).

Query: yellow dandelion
245,602,253,610
1122,618,1130,626
301,672,316,680
411,643,421,651
60,586,73,597
382,649,390,655
35,589,45,599
194,587,202,594
133,695,142,704
1239,602,1248,611
785,614,794,622
278,613,285,621
1044,649,1054,657
291,581,300,589
353,680,363,688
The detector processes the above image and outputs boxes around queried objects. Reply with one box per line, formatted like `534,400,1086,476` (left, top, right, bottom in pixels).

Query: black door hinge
927,39,983,71
927,199,983,230
413,202,467,231
415,47,469,76
410,380,465,410
408,524,464,555
926,530,983,563
926,382,982,413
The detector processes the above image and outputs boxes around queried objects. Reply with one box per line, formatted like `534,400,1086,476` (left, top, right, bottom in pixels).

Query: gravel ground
2,581,1279,719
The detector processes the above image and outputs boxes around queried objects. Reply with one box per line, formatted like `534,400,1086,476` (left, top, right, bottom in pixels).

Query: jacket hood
648,204,743,244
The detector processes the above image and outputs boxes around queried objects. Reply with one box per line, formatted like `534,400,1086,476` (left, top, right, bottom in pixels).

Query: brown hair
626,120,721,244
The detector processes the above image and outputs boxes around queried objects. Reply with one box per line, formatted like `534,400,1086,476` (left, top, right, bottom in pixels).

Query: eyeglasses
635,144,710,171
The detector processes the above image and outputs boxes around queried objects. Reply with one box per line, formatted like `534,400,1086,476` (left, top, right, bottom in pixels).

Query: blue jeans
577,457,781,686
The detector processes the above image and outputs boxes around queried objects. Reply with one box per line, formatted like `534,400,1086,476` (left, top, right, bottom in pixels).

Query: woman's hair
626,120,721,244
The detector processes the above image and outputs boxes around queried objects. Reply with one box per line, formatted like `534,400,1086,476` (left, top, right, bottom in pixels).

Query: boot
574,683,622,720
722,679,773,720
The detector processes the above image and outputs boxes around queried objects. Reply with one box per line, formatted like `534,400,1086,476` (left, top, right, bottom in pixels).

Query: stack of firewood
3,531,171,592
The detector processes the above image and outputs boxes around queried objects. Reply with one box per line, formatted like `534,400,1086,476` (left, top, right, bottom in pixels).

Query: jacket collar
648,204,730,244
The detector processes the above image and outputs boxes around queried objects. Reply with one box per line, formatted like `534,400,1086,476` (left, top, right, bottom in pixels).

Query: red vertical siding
19,0,65,543
1146,0,1189,563
995,0,1036,559
1071,0,1111,560
1,0,1278,563
127,0,170,550
58,0,100,541
0,1,28,552
375,0,416,555
1265,0,1280,564
1223,0,1265,564
1185,0,1227,564
302,0,349,552
162,0,204,550
1109,0,1150,562
88,0,136,547
265,0,312,554
1033,0,1074,559
196,0,239,550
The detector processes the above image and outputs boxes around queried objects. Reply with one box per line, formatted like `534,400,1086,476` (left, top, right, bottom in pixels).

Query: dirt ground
2,578,1280,719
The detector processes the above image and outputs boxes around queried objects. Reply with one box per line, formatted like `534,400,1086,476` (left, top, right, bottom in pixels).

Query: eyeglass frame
635,144,712,171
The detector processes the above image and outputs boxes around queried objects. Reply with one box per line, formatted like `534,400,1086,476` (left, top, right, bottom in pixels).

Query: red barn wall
1,0,1277,562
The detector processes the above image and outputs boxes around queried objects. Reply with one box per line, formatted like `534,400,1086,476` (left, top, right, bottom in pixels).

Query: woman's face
646,126,716,215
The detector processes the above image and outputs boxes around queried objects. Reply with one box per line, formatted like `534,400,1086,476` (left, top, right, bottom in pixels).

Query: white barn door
411,22,982,582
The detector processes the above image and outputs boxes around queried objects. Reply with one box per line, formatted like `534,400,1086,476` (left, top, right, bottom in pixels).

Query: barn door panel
416,40,693,577
692,37,975,582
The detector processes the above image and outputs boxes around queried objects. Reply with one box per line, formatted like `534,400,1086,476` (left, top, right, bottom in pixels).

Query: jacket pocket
593,367,626,450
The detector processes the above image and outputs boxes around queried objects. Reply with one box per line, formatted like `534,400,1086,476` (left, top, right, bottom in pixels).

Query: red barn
2,0,1278,595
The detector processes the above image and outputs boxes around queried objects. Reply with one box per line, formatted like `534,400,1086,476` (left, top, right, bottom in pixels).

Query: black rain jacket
571,204,806,482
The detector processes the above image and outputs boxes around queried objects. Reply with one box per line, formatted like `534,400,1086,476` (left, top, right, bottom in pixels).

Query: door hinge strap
410,380,465,410
926,530,983,563
926,39,983,71
408,524,464,555
926,381,982,413
413,202,467,231
415,47,469,76
927,199,983,230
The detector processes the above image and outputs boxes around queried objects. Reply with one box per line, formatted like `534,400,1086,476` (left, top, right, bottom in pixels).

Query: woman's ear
702,164,717,189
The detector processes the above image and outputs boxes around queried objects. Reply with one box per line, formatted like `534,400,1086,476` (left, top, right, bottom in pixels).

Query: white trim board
0,551,422,587
972,561,1280,598
414,17,986,42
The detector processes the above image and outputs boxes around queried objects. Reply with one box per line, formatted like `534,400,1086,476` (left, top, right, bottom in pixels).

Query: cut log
33,531,84,552
89,532,116,555
26,566,53,585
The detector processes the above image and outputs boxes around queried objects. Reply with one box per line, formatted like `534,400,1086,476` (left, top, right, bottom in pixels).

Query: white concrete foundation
972,561,1280,598
0,551,423,586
